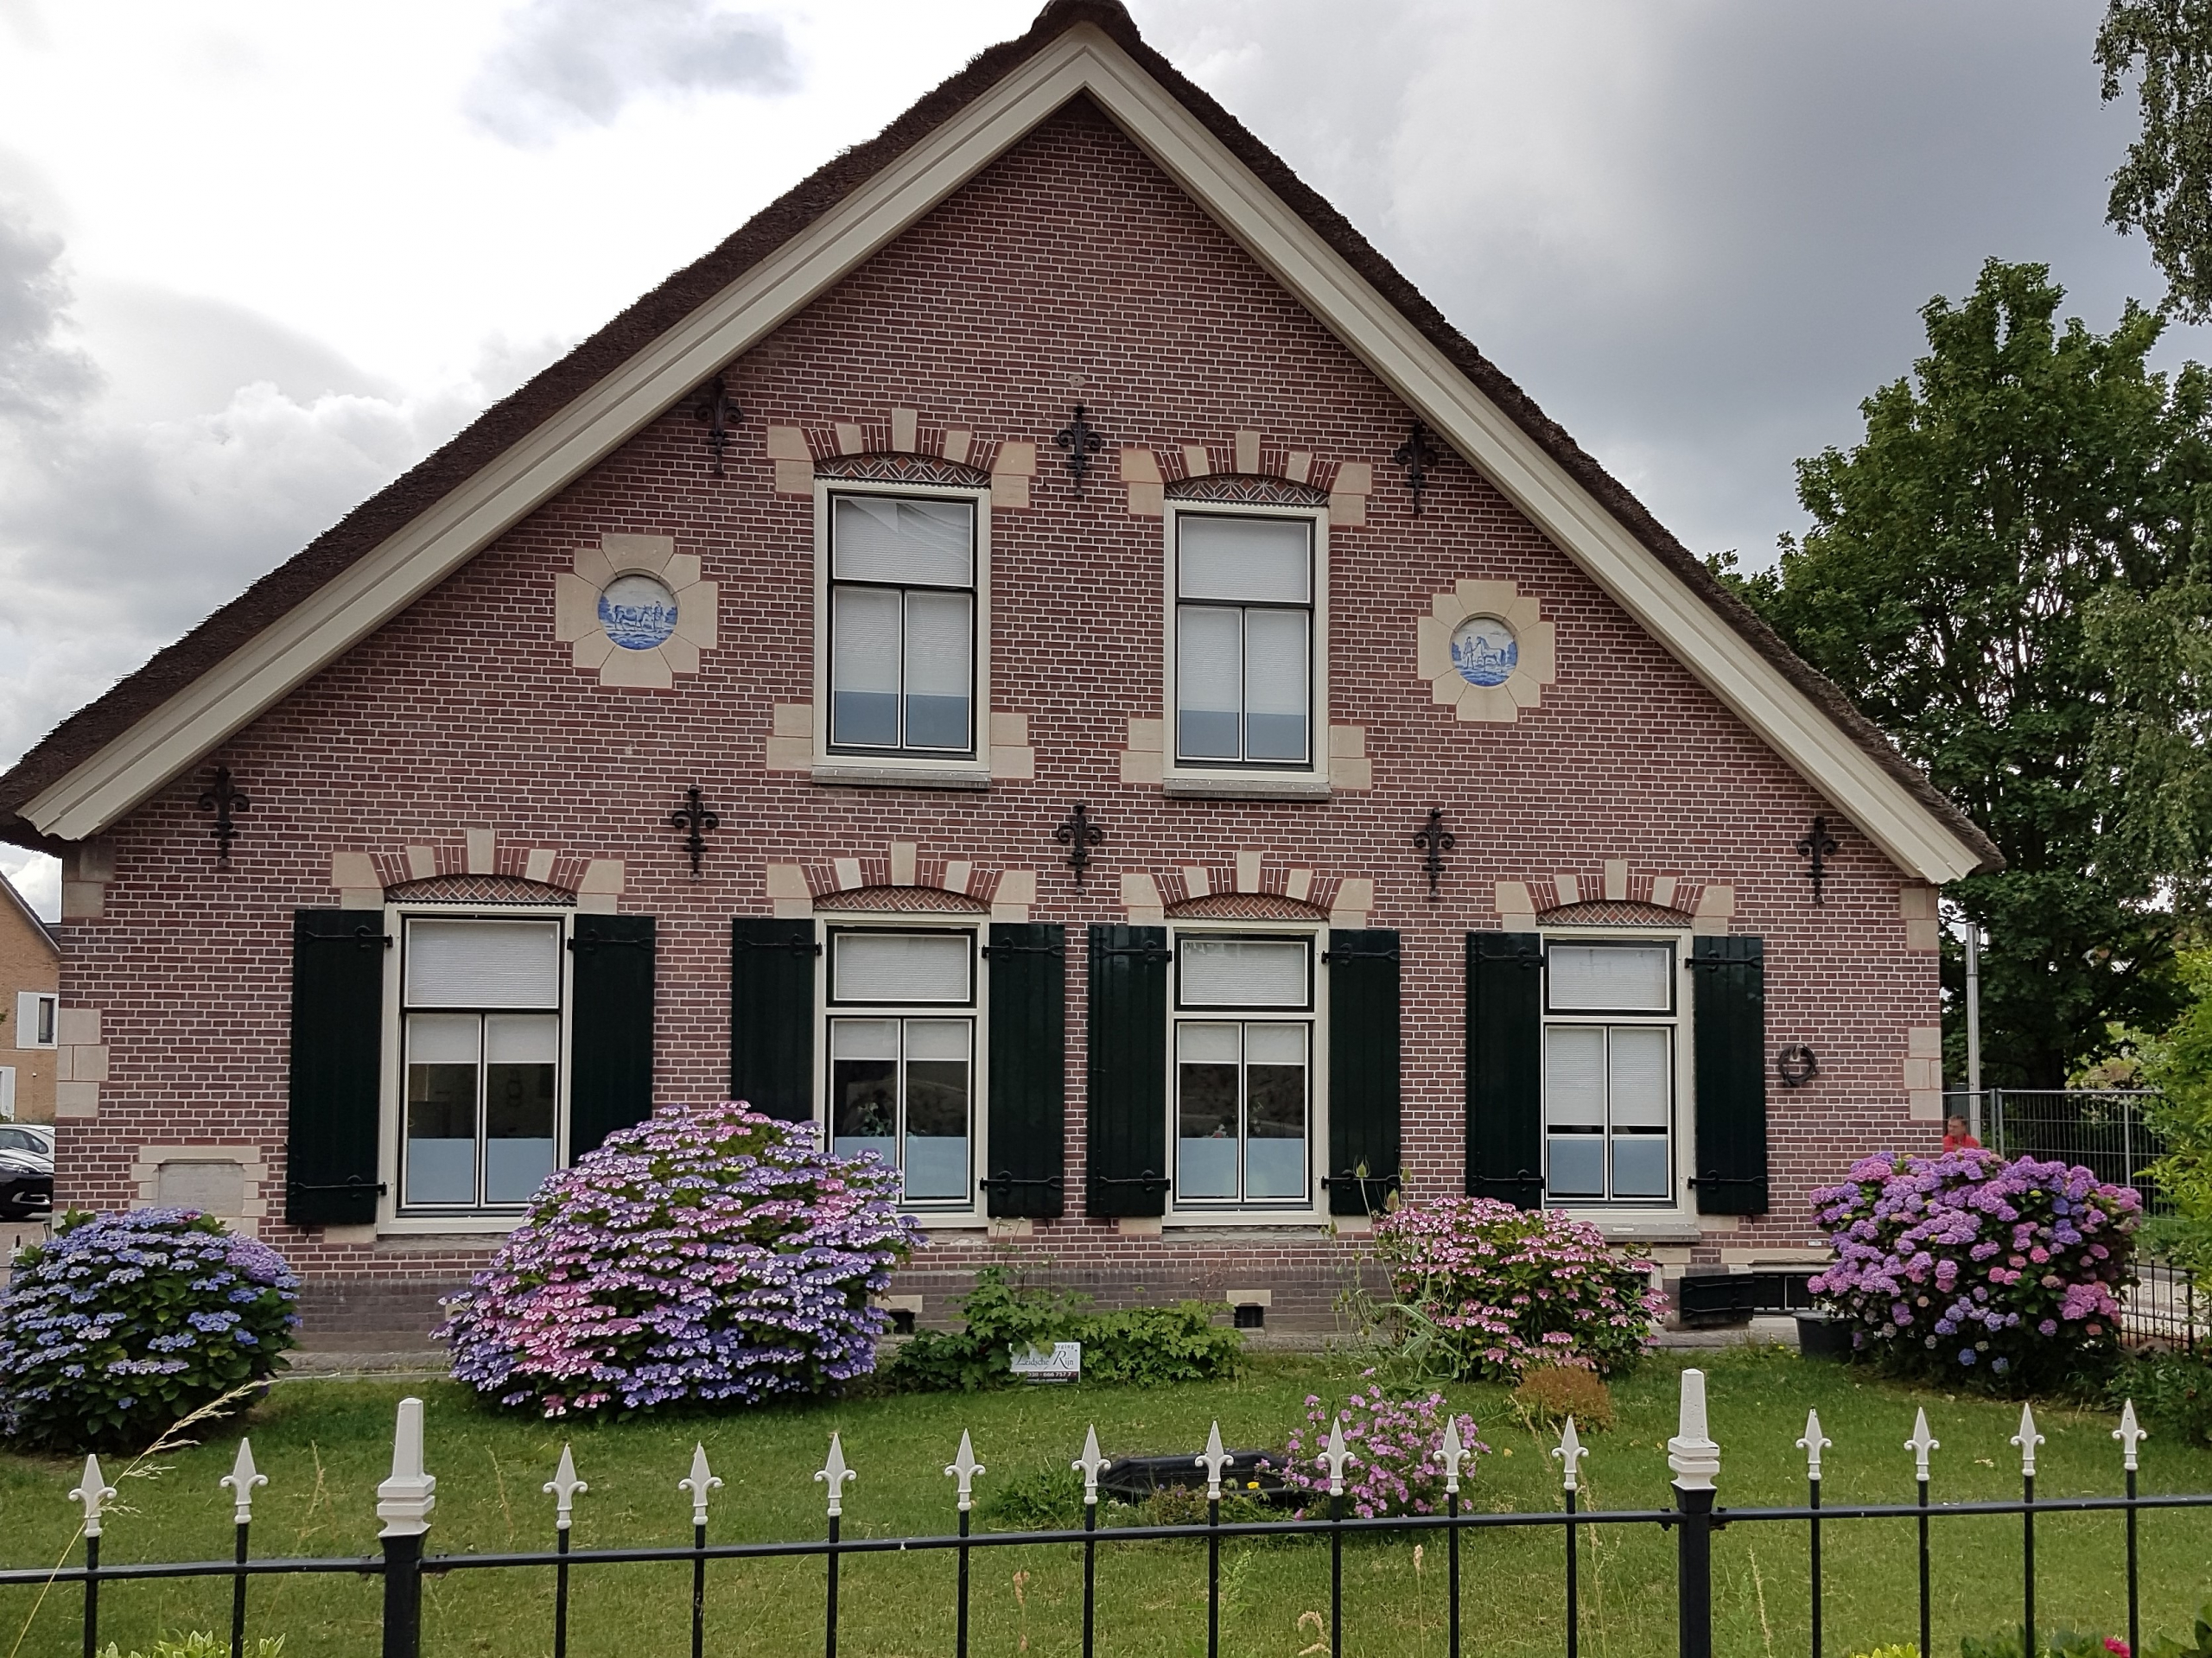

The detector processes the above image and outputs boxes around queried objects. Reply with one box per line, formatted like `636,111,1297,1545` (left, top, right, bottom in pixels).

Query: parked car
0,1123,53,1160
0,1145,51,1220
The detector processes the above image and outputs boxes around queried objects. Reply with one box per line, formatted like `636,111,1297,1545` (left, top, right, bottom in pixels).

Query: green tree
1719,259,2212,1086
2099,0,2212,321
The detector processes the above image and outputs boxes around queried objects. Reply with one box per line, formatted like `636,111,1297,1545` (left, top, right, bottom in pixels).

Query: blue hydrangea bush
440,1101,925,1415
0,1209,300,1453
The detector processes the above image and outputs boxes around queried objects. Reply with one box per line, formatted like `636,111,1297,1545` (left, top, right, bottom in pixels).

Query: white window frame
14,992,57,1050
814,916,988,1224
812,480,994,785
1164,920,1329,1224
0,1066,15,1121
1537,927,1695,1217
375,904,575,1235
1160,502,1330,789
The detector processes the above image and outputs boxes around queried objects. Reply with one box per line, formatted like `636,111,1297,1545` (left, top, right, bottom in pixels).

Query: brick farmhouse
0,1,1997,1340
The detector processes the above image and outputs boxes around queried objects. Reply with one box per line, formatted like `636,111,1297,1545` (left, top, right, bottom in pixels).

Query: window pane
1608,1026,1670,1128
903,1019,970,1202
902,589,973,750
830,1018,901,1059
1544,1026,1606,1128
1179,516,1311,603
405,920,562,1009
1176,1021,1239,1063
1245,1043,1306,1200
1611,1134,1670,1197
405,1013,479,1204
1243,607,1310,762
830,1016,899,1165
830,586,901,747
1548,1135,1605,1197
1177,604,1243,759
833,933,971,1003
1179,937,1308,1007
832,496,973,586
1177,1021,1239,1198
1548,944,1672,1012
1243,1021,1307,1064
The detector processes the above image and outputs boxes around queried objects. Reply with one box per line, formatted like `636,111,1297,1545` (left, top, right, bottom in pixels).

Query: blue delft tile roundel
1450,615,1518,687
598,574,679,651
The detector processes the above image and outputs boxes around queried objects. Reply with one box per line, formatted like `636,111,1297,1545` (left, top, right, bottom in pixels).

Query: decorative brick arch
765,842,1039,923
1119,848,1373,927
1117,429,1372,524
766,409,1036,505
329,835,627,912
1494,861,1734,936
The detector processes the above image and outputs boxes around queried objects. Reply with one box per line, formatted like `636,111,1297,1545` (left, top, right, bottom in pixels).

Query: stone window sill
1162,775,1331,802
812,764,991,791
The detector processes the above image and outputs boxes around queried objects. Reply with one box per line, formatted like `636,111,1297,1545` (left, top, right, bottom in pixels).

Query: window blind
832,496,973,586
1547,943,1671,1012
404,920,562,1009
832,931,971,1003
1178,937,1309,1007
1178,515,1310,602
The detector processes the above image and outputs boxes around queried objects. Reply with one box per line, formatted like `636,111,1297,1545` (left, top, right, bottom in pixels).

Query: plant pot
1796,1311,1853,1360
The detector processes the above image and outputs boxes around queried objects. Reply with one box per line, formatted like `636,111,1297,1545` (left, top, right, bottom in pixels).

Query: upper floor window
828,493,976,757
826,928,976,1209
1173,933,1314,1208
1541,940,1676,1205
13,992,57,1050
1173,513,1313,768
400,918,562,1211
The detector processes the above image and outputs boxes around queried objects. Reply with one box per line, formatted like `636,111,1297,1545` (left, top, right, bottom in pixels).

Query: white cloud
0,848,58,923
466,0,796,145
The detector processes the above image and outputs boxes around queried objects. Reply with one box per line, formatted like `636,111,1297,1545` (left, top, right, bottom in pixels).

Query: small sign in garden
1009,1341,1081,1382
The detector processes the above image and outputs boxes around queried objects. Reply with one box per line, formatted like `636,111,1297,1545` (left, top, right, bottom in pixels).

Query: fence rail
9,1374,2210,1658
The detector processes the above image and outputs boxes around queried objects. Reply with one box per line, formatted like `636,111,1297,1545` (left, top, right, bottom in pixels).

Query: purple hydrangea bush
1808,1149,2141,1382
1372,1197,1663,1380
1274,1376,1486,1518
0,1209,300,1453
439,1102,925,1415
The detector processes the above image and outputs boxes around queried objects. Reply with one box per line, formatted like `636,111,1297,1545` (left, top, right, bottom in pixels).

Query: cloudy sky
0,0,2196,918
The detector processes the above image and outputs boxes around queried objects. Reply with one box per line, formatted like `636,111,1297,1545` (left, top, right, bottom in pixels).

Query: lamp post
1949,916,1985,1139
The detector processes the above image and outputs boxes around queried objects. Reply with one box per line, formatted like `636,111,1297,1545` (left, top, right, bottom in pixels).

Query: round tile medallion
598,573,679,651
1450,614,1518,687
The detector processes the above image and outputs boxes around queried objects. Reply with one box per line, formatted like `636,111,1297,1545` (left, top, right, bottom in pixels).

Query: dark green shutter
1466,931,1544,1207
1691,935,1769,1215
1085,924,1170,1217
729,917,817,1122
569,914,656,1156
1326,929,1401,1217
286,909,386,1226
984,923,1065,1217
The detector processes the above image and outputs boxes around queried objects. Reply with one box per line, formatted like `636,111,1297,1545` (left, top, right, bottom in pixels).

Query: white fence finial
1666,1368,1720,1491
1440,1417,1470,1497
1319,1418,1353,1498
543,1445,588,1532
2115,1401,2147,1473
1553,1417,1589,1493
816,1432,856,1519
219,1439,267,1526
1073,1426,1111,1506
945,1430,985,1512
679,1444,721,1529
1796,1409,1832,1483
70,1454,118,1539
375,1397,436,1538
2012,1403,2045,1479
1196,1422,1232,1502
1906,1407,1940,1483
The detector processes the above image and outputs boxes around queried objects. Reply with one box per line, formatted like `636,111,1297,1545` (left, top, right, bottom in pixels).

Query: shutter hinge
354,927,392,950
1090,1170,1171,1189
569,935,652,952
1323,948,1398,962
285,1177,389,1195
732,937,823,956
982,943,1065,958
1095,945,1173,962
977,1172,1066,1192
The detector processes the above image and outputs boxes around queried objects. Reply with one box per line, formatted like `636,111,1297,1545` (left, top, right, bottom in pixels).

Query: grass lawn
2,1344,2208,1658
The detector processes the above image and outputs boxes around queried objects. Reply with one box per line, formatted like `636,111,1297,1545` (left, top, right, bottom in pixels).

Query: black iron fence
6,1374,2211,1658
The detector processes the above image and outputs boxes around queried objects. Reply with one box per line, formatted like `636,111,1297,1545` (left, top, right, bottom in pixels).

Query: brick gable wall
50,101,1936,1331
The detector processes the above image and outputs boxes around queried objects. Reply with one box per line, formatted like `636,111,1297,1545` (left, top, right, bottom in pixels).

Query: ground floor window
825,927,976,1209
1172,931,1315,1210
400,916,563,1211
1542,937,1677,1205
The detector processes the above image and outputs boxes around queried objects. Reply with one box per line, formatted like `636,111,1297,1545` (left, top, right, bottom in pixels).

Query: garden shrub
439,1102,924,1415
1511,1363,1616,1432
2148,1600,2212,1658
2111,1353,2212,1448
1272,1376,1484,1519
1808,1149,2140,1386
0,1209,299,1454
1846,1648,1921,1658
883,1267,1243,1392
1959,1627,2132,1656
1370,1197,1662,1380
97,1638,284,1658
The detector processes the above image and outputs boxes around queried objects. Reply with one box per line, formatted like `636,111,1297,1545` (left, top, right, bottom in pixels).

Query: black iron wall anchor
1412,805,1455,899
668,786,721,879
1053,405,1104,493
196,766,251,867
1391,419,1440,516
1795,814,1840,904
1053,803,1105,884
1776,1044,1820,1088
691,376,743,477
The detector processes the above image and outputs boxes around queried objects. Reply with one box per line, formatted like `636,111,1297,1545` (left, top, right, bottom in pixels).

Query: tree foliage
2099,0,2212,321
1719,259,2212,1084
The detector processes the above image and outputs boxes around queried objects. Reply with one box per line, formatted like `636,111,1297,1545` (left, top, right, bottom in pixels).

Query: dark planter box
1796,1311,1854,1359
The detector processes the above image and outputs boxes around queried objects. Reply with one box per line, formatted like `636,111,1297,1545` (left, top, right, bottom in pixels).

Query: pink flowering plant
1272,1376,1486,1519
1371,1197,1662,1381
440,1102,924,1415
1808,1149,2141,1384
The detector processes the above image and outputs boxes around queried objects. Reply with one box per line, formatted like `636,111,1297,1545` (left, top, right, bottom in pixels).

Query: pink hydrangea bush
1273,1376,1486,1519
1372,1197,1662,1380
439,1102,924,1415
1808,1149,2141,1383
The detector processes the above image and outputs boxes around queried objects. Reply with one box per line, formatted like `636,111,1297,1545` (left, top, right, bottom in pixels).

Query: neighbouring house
0,873,58,1126
0,0,1997,1342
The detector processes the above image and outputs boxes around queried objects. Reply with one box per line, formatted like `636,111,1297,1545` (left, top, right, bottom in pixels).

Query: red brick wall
52,101,1937,1320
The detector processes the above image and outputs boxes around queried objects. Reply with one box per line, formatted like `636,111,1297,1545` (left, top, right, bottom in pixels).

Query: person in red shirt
1942,1114,1982,1153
